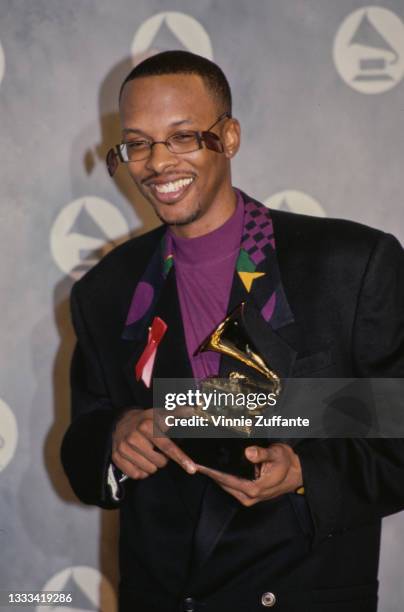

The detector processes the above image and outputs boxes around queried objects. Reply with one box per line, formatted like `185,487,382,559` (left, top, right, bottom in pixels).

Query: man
61,51,404,612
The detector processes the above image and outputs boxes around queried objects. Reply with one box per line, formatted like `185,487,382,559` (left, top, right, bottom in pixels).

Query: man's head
118,51,240,237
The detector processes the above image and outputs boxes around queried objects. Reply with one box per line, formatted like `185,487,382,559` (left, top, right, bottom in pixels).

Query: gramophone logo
0,38,5,86
131,12,213,65
0,398,18,472
50,196,129,280
333,7,404,94
264,190,326,217
37,566,116,612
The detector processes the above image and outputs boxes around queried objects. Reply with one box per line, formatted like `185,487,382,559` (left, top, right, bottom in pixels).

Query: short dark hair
119,50,232,114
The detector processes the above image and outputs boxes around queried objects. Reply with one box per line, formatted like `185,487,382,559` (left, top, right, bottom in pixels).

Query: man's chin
154,203,201,227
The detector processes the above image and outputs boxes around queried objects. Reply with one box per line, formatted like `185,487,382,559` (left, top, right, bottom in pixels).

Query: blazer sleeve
60,282,129,509
295,231,404,544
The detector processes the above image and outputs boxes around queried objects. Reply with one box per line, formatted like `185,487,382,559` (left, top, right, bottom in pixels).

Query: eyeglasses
106,112,230,177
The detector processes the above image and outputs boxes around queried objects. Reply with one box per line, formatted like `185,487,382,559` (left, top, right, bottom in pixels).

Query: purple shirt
169,190,244,379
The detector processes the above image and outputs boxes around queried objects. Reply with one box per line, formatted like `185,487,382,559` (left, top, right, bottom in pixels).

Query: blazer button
184,596,195,612
261,592,277,607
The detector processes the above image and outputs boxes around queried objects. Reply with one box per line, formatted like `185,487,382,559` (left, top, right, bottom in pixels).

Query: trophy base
173,435,268,480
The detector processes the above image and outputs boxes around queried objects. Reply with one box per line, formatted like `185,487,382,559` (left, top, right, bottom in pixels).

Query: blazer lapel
238,300,298,378
191,479,239,571
152,268,193,379
123,266,192,406
218,241,299,381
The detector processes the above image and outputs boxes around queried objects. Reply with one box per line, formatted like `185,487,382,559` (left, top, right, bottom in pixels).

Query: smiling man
61,51,404,612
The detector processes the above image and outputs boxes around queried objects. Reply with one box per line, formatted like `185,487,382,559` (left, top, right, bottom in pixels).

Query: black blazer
61,194,404,612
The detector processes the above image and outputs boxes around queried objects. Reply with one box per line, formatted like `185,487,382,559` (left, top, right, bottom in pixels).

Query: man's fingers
245,445,278,464
113,445,160,475
220,484,258,507
153,436,197,474
114,428,168,471
196,443,303,500
113,409,196,475
125,436,168,469
197,460,289,495
111,454,149,480
134,415,195,473
221,479,288,504
196,464,260,496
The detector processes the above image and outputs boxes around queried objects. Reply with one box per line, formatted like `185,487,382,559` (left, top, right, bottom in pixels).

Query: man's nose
145,142,178,174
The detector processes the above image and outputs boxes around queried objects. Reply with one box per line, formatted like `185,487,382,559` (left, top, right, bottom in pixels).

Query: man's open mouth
149,177,195,203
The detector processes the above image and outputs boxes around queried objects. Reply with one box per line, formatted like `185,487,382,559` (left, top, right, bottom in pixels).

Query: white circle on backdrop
131,12,213,65
264,190,326,217
333,7,404,94
37,566,116,612
50,196,130,280
0,398,18,472
0,38,5,86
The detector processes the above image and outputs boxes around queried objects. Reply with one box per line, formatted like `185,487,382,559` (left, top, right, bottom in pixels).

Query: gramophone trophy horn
198,302,281,396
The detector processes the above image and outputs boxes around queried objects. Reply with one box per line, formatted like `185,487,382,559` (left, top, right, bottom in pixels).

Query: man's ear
222,118,241,159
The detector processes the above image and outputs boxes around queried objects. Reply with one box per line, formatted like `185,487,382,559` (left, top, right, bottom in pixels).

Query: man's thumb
245,446,269,463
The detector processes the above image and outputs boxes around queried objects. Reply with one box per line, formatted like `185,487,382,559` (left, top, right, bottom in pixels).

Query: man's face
119,73,240,232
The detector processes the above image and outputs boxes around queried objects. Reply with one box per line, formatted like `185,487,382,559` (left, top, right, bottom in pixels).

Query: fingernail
185,461,196,474
246,447,257,459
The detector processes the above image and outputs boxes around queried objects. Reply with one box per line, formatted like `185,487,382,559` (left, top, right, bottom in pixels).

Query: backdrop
1,1,403,610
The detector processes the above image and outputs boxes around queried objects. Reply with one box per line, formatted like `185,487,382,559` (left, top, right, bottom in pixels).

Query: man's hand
112,408,197,480
197,443,303,507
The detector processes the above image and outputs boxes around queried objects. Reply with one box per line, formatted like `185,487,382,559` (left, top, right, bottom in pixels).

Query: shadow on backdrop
44,55,167,608
95,55,161,233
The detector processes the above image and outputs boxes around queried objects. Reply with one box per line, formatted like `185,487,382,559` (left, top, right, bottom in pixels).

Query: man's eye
126,141,149,149
170,132,196,143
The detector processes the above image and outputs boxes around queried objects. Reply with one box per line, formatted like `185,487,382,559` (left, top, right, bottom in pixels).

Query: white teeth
154,178,193,193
